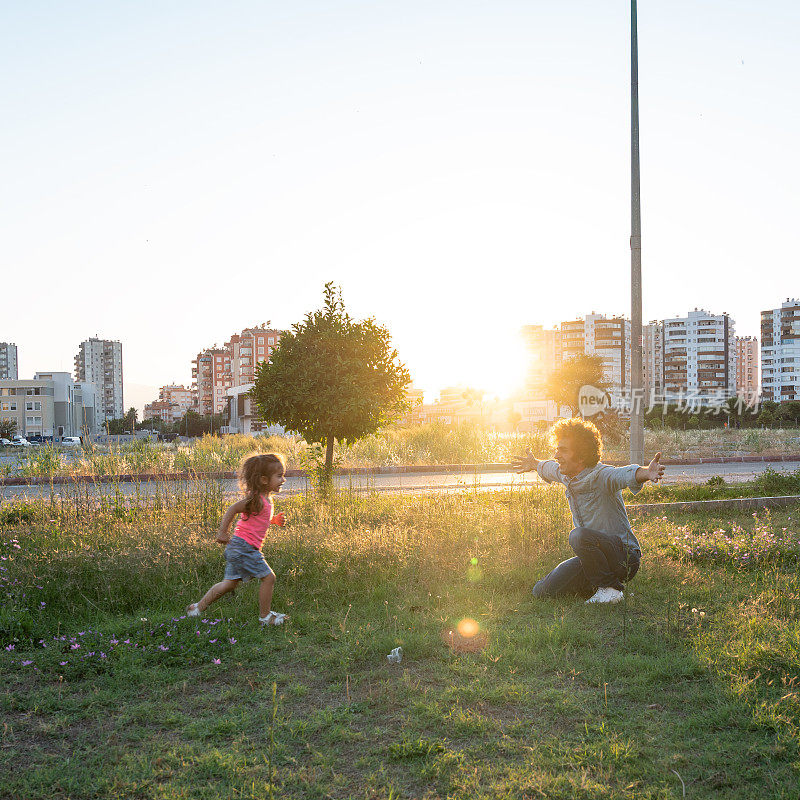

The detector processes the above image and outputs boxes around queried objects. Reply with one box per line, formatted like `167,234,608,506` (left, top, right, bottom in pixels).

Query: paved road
2,460,799,502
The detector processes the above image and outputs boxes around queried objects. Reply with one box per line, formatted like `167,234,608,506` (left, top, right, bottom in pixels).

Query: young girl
187,453,288,626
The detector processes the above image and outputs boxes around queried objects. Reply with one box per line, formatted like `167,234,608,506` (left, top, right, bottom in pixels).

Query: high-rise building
74,338,124,424
0,342,18,380
662,309,736,399
144,384,197,424
521,325,559,396
523,315,632,402
643,321,664,397
735,336,759,402
583,314,631,398
761,299,800,403
191,324,283,424
191,347,228,415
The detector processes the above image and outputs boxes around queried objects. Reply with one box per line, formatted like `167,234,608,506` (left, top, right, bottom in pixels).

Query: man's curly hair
549,418,603,468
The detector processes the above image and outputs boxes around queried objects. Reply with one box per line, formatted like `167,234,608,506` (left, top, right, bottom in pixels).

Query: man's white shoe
186,603,201,617
586,587,624,604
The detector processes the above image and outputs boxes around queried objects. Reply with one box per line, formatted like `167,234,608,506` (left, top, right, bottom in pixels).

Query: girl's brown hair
239,453,286,517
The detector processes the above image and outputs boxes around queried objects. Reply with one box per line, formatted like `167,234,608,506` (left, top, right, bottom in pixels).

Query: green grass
631,468,800,504
1,485,799,798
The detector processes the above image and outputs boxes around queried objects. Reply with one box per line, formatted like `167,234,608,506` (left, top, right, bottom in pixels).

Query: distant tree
138,417,168,433
778,400,800,429
178,410,225,437
0,417,17,440
507,409,522,432
251,283,411,478
544,355,607,417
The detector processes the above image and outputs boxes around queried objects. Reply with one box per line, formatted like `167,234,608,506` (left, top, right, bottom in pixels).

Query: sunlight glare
457,618,480,639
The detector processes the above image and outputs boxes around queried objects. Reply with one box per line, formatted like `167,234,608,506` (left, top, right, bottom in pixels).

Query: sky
3,1,799,413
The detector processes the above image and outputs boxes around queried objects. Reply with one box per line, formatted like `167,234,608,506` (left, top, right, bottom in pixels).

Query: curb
629,495,800,515
2,455,800,487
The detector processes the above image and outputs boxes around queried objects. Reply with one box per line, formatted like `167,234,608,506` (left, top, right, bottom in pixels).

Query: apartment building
662,309,736,399
559,319,586,363
735,336,759,401
521,325,559,396
144,384,197,424
583,314,631,398
0,373,98,438
643,321,664,396
522,315,636,402
74,338,124,423
192,348,228,415
761,299,800,403
192,324,284,427
0,342,18,380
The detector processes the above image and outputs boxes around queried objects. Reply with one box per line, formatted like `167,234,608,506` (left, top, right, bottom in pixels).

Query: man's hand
645,451,665,483
272,512,286,527
511,449,541,474
215,535,231,545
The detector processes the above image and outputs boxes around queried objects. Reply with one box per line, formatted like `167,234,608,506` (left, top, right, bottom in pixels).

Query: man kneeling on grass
512,418,664,604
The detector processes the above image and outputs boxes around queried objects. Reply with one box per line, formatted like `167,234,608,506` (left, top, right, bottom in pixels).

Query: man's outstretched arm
511,449,544,473
635,452,665,484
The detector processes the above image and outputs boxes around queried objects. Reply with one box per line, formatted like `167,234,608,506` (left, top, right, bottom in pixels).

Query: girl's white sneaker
186,603,201,617
260,611,287,626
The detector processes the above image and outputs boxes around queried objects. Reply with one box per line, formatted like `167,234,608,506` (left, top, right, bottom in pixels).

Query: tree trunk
325,436,334,471
323,436,335,484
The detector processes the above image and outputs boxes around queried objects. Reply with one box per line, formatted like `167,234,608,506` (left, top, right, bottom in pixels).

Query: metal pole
630,0,645,465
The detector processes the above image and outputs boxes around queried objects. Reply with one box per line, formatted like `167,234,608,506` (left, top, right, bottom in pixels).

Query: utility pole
630,0,645,466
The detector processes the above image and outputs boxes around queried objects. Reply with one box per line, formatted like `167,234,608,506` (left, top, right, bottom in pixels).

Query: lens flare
457,618,479,638
470,557,478,566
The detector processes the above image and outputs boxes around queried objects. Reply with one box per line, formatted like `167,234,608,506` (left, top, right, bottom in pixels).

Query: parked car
61,436,82,446
10,437,31,447
0,437,12,447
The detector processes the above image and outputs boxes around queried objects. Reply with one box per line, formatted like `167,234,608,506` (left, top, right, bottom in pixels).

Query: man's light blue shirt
536,461,643,555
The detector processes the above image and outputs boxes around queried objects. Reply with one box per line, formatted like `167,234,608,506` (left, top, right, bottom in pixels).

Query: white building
761,299,800,403
0,342,18,380
223,384,284,436
583,314,631,400
74,338,124,424
662,309,736,400
0,373,98,438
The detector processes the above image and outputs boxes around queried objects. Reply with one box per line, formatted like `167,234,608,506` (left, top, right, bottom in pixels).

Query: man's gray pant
532,527,640,599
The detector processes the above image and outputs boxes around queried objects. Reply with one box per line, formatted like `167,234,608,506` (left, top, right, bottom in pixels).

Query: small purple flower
229,638,236,644
5,644,14,651
158,645,169,651
71,643,80,650
60,661,67,666
21,660,33,666
212,658,221,665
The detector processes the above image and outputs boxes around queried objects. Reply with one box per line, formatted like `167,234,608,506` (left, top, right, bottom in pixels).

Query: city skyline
3,2,799,411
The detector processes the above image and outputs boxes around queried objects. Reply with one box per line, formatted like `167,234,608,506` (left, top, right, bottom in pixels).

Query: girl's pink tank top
233,496,273,549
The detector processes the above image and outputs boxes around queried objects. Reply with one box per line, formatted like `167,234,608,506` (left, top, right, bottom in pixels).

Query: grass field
3,424,800,480
2,484,799,799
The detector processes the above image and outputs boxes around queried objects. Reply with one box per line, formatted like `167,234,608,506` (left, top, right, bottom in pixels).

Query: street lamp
630,0,645,466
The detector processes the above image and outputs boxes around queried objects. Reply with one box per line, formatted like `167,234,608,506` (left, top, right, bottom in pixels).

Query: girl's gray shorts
224,536,273,583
